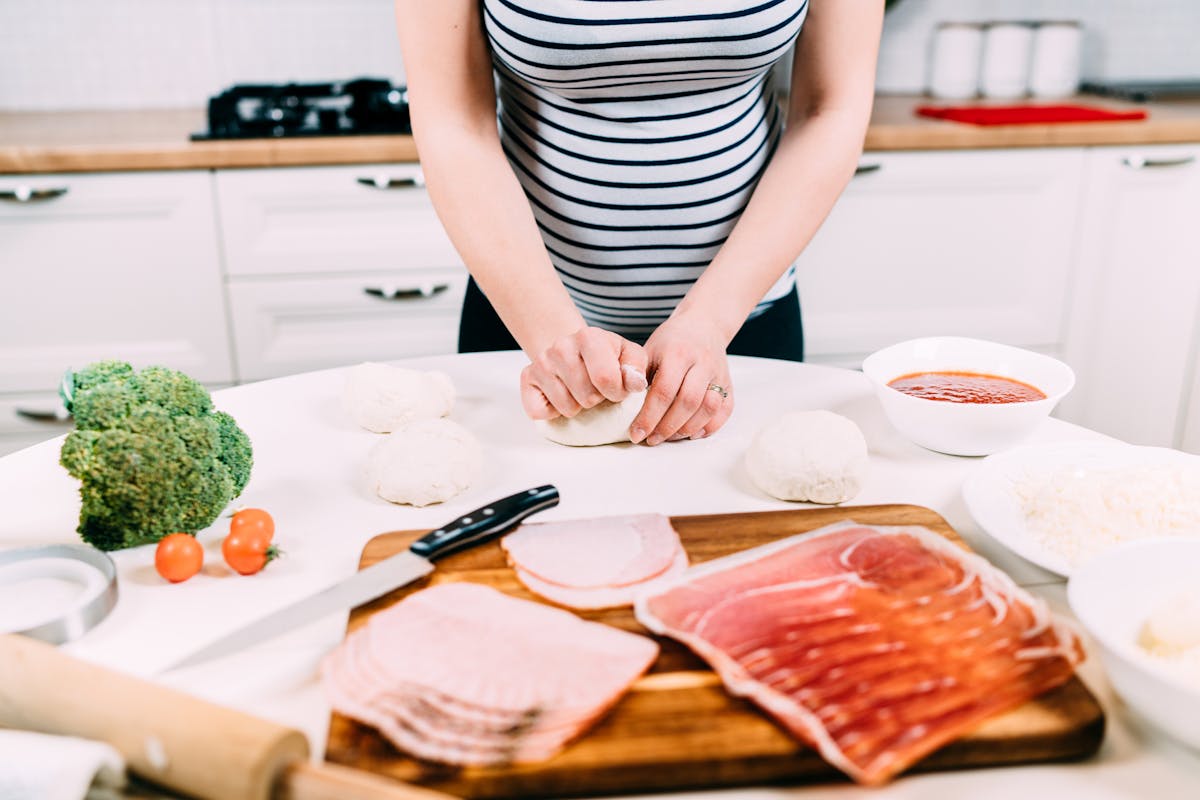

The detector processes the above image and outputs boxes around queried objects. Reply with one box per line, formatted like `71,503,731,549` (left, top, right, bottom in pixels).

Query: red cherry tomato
230,508,274,545
155,533,203,583
222,529,279,576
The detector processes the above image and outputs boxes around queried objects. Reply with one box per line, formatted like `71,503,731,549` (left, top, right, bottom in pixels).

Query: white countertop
2,352,1198,798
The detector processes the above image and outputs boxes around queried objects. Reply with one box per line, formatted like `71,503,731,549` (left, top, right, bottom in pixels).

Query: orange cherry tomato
230,508,274,545
222,529,279,576
155,533,204,583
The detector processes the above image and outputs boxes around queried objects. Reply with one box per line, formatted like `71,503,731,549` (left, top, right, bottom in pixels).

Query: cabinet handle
15,407,73,424
1122,155,1196,169
0,186,69,203
357,174,425,190
364,284,450,300
854,163,882,177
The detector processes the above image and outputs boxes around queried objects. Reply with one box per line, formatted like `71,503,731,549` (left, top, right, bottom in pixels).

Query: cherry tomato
230,508,274,545
222,529,279,576
155,533,204,583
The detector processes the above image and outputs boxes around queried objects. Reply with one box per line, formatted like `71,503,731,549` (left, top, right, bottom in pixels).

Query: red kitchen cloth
916,104,1148,126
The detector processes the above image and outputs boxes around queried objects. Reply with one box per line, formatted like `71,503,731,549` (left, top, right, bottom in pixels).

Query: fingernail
646,434,664,446
622,365,648,392
668,433,687,442
690,430,707,440
630,426,646,443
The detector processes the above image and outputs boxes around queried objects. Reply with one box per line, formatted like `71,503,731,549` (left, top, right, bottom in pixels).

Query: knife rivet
528,489,538,495
462,517,473,524
483,508,495,515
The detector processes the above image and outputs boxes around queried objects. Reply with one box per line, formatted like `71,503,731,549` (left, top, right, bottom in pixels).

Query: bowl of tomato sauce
862,337,1075,456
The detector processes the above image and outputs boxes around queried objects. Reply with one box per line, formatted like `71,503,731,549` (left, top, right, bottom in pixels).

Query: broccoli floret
58,361,254,551
213,411,253,495
60,360,134,413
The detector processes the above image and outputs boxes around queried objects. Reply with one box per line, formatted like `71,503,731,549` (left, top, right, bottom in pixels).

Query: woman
395,0,882,445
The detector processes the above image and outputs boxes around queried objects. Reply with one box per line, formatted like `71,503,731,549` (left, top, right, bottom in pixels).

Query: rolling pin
0,635,456,800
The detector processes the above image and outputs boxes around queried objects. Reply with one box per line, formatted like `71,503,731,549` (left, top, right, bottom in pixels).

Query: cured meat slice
322,582,658,766
634,521,1083,786
501,513,681,589
515,547,690,610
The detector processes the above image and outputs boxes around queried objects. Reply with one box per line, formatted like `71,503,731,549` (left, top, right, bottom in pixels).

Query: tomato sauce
886,371,1046,404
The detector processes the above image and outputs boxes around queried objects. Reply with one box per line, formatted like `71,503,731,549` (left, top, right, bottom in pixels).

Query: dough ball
342,362,455,433
745,410,868,504
535,392,646,447
1142,590,1200,655
367,418,482,507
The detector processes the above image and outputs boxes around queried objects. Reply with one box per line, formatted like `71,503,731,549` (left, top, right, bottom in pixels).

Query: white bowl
1068,539,1200,751
861,337,1075,456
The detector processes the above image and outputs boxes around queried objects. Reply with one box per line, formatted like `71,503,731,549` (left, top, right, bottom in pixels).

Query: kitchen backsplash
0,0,1197,111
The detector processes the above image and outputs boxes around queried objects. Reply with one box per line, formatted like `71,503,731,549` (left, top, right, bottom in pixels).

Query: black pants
457,278,805,362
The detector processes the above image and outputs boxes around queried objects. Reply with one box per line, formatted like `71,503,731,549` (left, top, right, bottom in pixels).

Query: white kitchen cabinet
795,149,1087,368
0,171,234,395
215,164,462,277
227,270,467,381
1058,145,1200,449
215,163,468,381
0,391,71,458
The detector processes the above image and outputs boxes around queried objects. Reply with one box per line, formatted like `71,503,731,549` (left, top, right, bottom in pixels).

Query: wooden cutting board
325,504,1105,798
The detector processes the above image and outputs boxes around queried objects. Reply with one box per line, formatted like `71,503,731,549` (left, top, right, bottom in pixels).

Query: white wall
0,0,406,110
876,0,1200,93
0,0,1197,111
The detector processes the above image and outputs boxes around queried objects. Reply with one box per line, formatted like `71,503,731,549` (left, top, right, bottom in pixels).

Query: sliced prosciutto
634,521,1084,786
502,513,689,609
322,582,658,766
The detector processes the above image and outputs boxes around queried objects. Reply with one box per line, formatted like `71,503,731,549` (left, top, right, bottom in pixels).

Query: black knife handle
409,485,559,561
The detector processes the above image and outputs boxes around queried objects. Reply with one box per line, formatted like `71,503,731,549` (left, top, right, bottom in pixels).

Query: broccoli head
58,361,254,551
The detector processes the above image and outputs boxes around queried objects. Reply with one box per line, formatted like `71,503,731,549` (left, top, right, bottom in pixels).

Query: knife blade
161,484,559,673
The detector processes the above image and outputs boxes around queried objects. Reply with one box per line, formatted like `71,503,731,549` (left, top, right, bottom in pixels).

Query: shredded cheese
1013,463,1200,568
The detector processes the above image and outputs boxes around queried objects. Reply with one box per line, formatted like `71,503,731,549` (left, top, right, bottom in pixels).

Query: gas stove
191,77,410,140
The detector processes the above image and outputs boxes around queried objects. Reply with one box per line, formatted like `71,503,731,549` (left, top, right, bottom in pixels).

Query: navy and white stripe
483,0,808,338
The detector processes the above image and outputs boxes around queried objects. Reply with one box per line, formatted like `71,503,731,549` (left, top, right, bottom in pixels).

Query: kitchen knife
163,485,559,673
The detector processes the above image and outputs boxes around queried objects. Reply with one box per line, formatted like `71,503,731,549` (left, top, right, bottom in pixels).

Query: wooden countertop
2,94,1198,174
864,94,1200,151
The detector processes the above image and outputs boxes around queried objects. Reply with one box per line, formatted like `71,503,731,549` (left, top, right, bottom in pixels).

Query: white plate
962,441,1200,577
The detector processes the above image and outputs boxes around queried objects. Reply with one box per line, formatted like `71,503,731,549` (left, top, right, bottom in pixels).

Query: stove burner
192,78,410,140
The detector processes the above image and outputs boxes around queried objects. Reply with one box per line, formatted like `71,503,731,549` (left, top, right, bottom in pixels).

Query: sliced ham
501,513,680,588
634,521,1083,786
501,513,689,609
514,547,690,610
322,582,658,766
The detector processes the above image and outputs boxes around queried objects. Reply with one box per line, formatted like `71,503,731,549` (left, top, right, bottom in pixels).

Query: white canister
928,22,984,100
1029,21,1083,99
980,22,1035,100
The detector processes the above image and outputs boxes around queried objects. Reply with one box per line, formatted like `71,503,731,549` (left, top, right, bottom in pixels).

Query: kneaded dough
745,410,868,504
342,362,454,433
367,418,482,506
535,391,646,447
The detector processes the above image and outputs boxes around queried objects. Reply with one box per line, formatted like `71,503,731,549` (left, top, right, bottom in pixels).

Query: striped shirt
482,0,808,339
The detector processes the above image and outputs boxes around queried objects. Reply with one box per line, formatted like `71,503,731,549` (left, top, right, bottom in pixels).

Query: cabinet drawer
0,392,72,437
215,164,462,277
0,171,234,393
227,270,467,382
797,149,1086,359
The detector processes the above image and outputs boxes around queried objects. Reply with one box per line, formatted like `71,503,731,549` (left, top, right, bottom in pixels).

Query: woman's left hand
630,312,734,446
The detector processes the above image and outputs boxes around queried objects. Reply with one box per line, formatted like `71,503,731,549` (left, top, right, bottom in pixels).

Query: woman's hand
520,327,649,420
631,313,733,445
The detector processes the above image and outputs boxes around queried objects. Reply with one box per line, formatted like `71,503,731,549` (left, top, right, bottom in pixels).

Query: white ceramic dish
861,337,1075,457
1068,539,1200,752
963,441,1200,577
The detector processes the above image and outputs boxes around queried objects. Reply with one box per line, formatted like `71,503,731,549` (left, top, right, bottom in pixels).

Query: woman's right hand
520,328,649,420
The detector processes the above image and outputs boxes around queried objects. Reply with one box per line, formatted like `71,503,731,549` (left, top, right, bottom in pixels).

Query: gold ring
707,383,729,399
